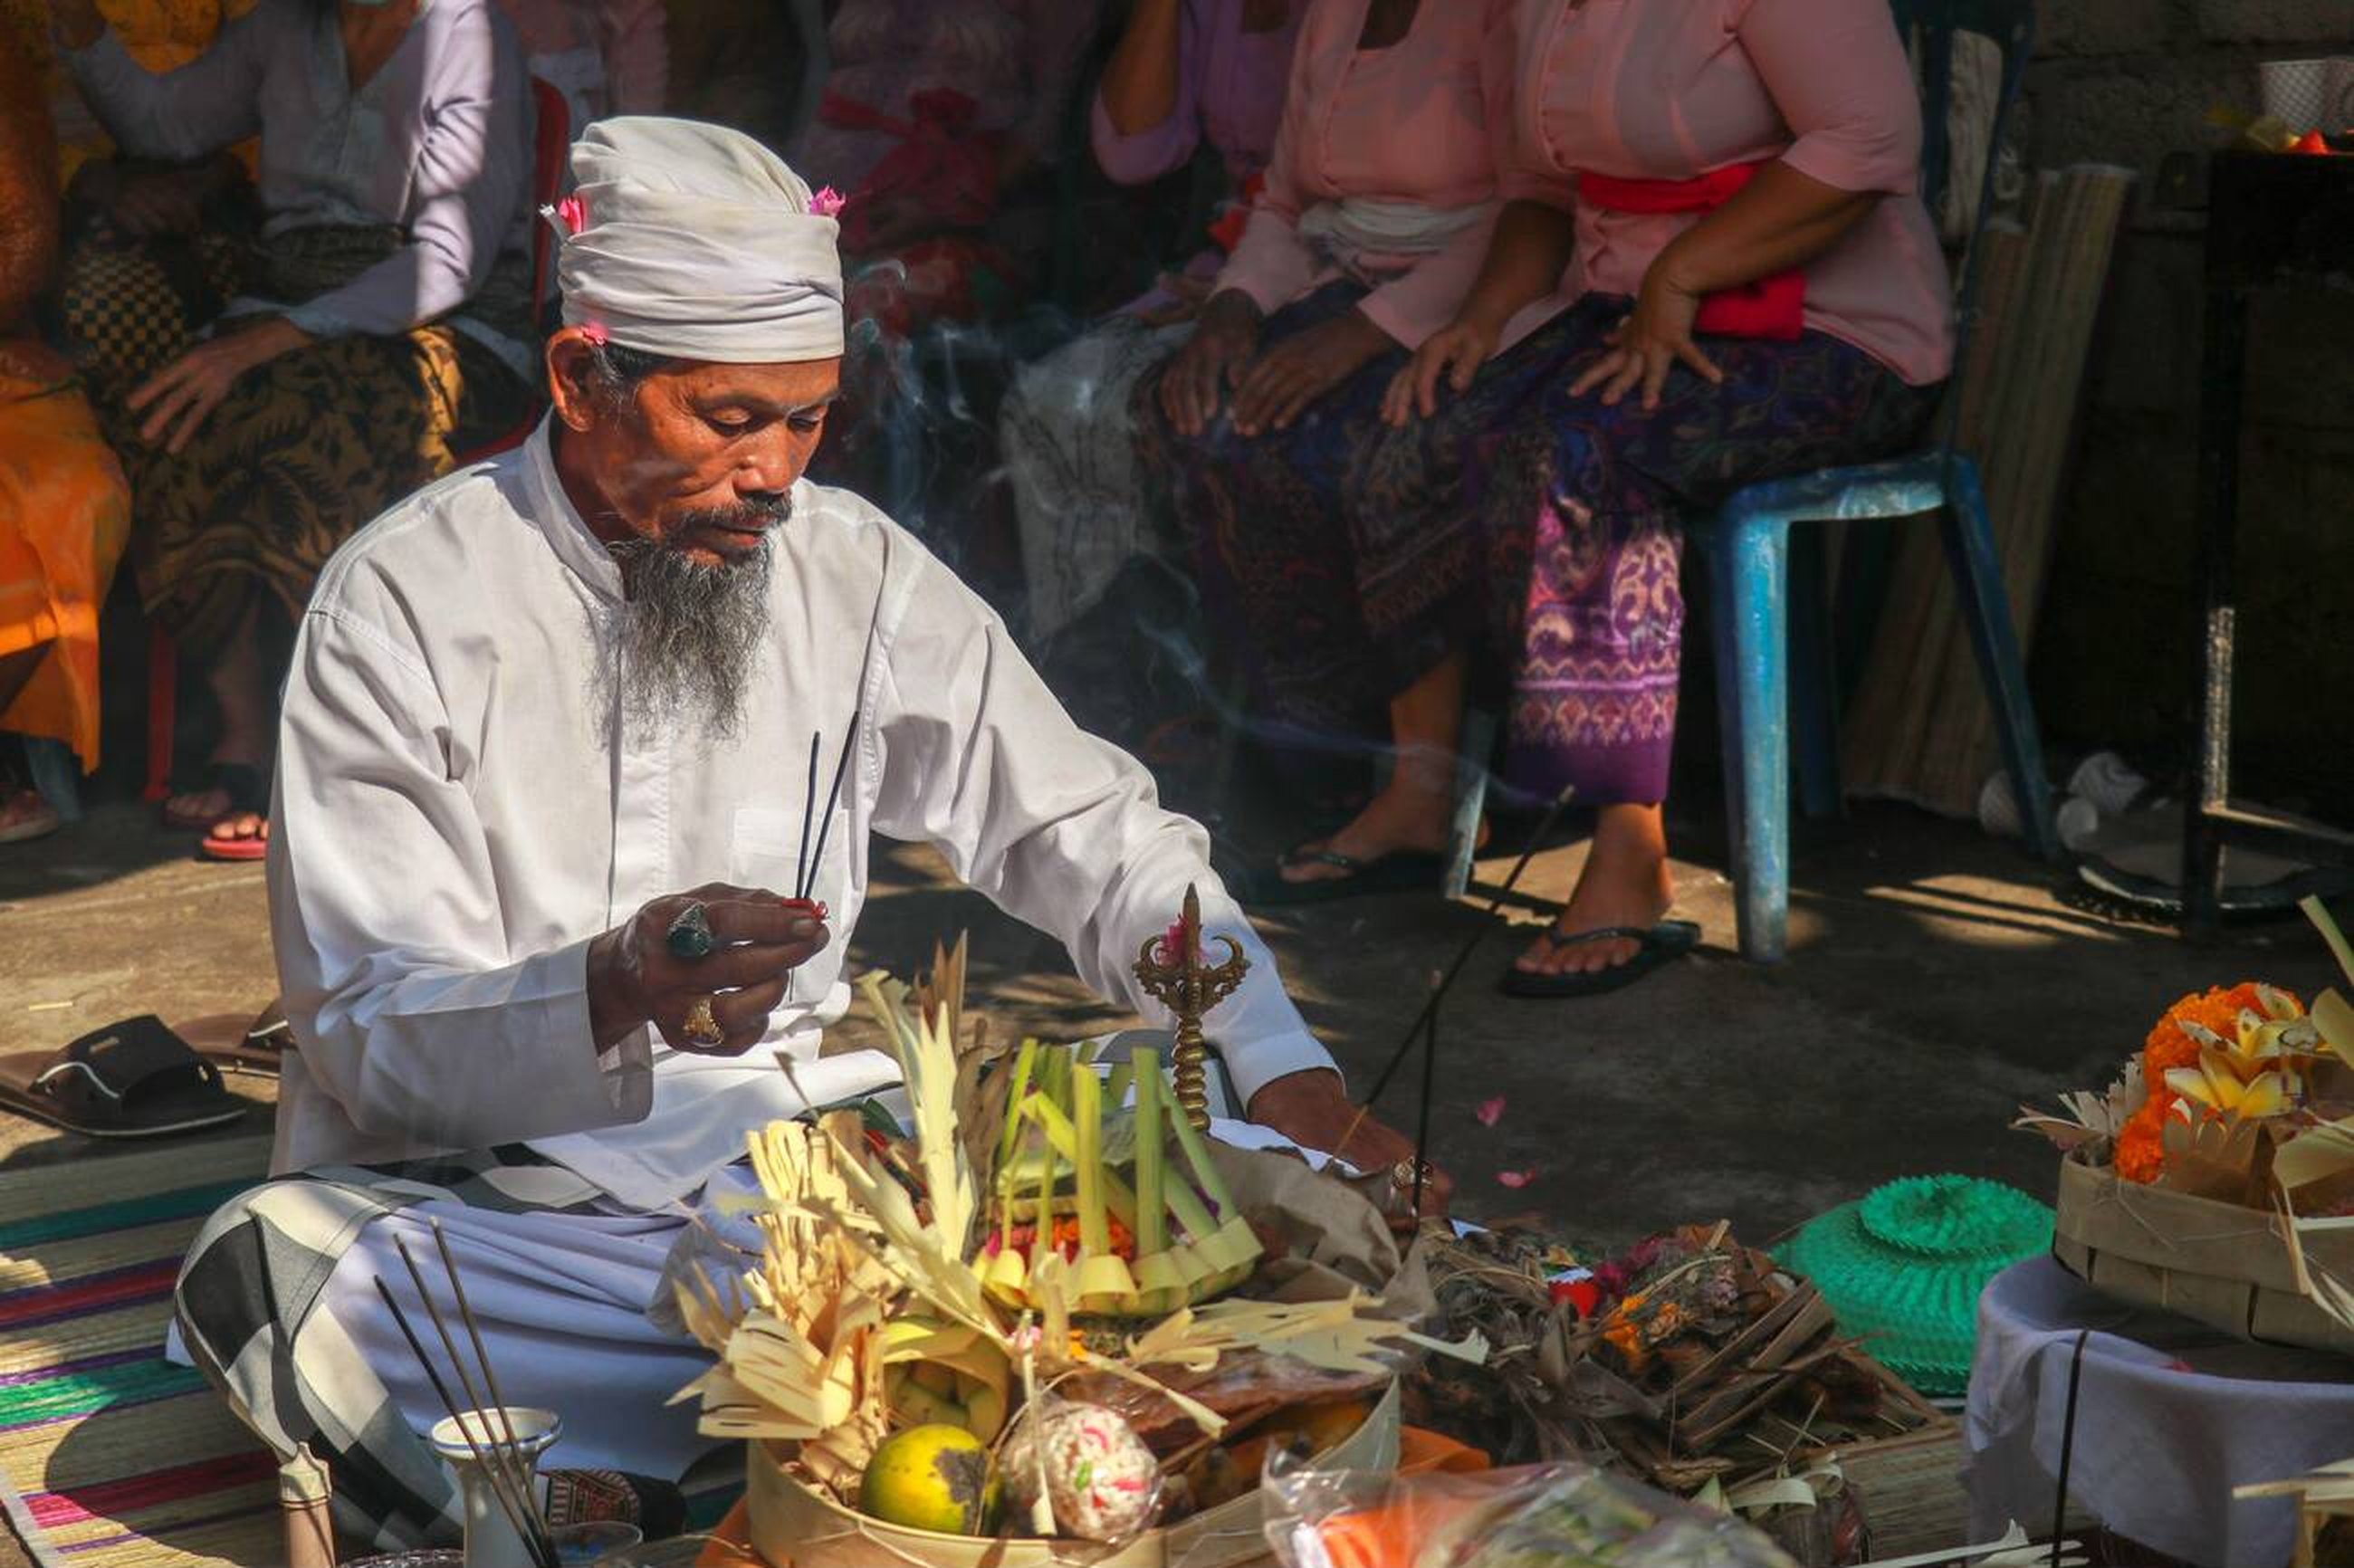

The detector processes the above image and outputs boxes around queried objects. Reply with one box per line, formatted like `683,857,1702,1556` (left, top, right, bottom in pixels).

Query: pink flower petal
553,194,588,234
1475,1096,1506,1128
808,186,847,218
579,320,608,346
1497,1169,1540,1189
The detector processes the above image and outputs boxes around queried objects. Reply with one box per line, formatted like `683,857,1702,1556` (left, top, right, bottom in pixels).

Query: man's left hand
1247,1067,1452,1229
129,317,311,454
1229,308,1392,436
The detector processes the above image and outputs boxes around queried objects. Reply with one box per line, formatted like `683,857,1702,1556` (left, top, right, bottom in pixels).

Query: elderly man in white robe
169,118,1440,1554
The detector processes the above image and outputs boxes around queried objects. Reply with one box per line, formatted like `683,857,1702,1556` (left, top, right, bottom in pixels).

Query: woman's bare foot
203,811,269,853
1517,802,1676,976
1279,779,1453,884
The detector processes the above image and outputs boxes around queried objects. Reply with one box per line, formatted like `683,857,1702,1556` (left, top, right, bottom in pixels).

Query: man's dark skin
541,325,1451,1219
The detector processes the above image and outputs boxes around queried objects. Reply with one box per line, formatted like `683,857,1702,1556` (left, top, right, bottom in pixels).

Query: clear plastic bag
1260,1458,1803,1568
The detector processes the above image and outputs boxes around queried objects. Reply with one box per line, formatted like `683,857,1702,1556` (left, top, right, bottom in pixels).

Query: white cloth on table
263,418,1337,1209
1965,1257,2354,1568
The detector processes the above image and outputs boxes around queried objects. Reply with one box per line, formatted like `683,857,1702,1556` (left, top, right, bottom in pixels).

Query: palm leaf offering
670,930,1464,1550
978,1042,1263,1318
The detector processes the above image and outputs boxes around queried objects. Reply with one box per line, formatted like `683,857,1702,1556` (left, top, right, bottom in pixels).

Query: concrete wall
2021,0,2354,810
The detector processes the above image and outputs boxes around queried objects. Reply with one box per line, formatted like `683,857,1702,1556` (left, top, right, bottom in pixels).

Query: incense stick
795,731,820,904
371,1277,554,1568
799,716,859,902
1364,785,1575,1108
1331,786,1578,1165
1411,968,1440,1214
394,1238,556,1567
429,1220,533,1511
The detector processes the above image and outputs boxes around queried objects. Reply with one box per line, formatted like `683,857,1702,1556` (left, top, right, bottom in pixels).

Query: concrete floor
0,795,2334,1563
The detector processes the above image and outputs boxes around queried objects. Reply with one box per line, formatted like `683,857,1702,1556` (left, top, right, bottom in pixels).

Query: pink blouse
1218,0,1559,352
1507,0,1952,385
1089,0,1297,189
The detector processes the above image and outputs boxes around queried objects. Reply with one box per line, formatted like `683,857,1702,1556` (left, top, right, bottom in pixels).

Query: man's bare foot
1517,803,1675,976
1279,780,1453,884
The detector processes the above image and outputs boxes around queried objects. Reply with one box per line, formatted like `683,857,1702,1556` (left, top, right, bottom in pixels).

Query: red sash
1576,161,1804,340
818,88,1000,253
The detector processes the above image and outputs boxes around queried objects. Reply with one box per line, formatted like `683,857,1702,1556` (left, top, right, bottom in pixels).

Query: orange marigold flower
2118,983,2296,1183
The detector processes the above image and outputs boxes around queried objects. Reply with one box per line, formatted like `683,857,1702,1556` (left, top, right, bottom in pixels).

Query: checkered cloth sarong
172,1145,609,1554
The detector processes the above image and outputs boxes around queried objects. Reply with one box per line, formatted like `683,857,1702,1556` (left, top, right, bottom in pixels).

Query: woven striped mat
0,1137,277,1568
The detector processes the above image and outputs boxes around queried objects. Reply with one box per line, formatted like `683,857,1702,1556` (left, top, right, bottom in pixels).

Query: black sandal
1498,920,1701,999
1235,843,1450,906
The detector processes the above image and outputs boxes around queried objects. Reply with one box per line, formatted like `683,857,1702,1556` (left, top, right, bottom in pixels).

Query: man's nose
735,423,808,496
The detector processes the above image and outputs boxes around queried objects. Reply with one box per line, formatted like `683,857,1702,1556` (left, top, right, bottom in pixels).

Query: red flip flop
199,817,269,861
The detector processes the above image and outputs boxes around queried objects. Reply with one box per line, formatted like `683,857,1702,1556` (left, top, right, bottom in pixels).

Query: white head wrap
550,117,846,363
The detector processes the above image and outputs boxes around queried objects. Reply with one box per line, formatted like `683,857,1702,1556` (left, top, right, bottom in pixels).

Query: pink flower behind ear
554,195,588,234
579,321,608,346
809,186,847,219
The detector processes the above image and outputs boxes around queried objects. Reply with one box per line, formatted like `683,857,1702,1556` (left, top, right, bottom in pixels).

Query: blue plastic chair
1440,0,2060,954
1695,0,2059,961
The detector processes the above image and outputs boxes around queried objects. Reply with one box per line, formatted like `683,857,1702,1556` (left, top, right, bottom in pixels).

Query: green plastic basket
1776,1174,2053,1397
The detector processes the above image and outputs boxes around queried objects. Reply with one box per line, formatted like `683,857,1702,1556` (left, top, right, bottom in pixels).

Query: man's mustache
669,494,794,540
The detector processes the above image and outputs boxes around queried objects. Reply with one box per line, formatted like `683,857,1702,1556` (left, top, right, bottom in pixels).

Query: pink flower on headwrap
808,186,847,219
579,320,608,346
554,195,588,235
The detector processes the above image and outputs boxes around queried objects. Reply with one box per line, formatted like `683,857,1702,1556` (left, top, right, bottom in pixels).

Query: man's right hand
586,884,829,1056
1157,290,1263,436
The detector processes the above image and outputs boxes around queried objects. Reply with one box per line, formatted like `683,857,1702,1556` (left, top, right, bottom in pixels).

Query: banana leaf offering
977,1040,1263,1318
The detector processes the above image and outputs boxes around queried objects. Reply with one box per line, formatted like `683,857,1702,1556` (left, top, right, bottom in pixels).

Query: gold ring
1390,1158,1432,1192
682,996,722,1047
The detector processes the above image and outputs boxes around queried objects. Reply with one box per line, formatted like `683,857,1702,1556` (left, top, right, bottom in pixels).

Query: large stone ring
1390,1158,1434,1194
682,996,723,1048
666,902,715,961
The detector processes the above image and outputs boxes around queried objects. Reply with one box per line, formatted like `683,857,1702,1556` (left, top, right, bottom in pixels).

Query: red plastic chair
143,78,571,804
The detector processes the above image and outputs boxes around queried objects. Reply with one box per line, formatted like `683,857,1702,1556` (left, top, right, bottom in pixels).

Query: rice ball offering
1001,1401,1162,1543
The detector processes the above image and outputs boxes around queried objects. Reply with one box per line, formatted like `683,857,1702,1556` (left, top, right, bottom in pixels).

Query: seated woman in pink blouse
1133,0,1561,837
1005,0,1301,649
1286,0,1951,998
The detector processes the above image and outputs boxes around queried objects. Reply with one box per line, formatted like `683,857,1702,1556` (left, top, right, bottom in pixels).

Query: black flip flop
1236,845,1449,906
1498,920,1701,999
0,1016,246,1137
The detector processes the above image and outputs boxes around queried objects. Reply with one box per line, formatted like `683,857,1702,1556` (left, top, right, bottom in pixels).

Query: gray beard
598,526,776,741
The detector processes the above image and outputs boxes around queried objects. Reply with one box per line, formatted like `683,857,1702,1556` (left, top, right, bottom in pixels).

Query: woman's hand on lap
1383,312,1501,426
1229,307,1390,436
1571,258,1722,411
129,317,311,454
1159,290,1263,436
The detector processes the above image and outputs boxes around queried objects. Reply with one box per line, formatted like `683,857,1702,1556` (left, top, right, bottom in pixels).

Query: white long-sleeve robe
263,420,1335,1208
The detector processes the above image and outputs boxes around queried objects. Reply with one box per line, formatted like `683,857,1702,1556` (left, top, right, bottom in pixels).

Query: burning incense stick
795,732,820,906
1334,787,1575,1166
393,1238,556,1566
429,1220,529,1478
799,718,859,904
370,1277,555,1568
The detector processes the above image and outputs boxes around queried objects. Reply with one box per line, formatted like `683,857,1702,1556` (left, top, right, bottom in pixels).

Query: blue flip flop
1497,919,1701,999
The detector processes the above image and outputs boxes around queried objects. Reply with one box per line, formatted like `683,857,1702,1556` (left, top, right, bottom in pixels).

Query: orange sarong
0,339,132,771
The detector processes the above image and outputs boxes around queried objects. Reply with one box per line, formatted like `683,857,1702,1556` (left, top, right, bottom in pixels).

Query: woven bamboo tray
2051,1152,2354,1357
746,1381,1401,1568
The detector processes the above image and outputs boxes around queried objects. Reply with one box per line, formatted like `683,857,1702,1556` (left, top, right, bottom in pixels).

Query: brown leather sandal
0,1016,246,1137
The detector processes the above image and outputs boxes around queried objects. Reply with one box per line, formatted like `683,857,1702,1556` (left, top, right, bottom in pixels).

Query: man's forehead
662,357,843,407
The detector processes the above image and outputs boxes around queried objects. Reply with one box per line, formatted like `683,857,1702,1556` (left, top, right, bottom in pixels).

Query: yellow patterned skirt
60,233,531,645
